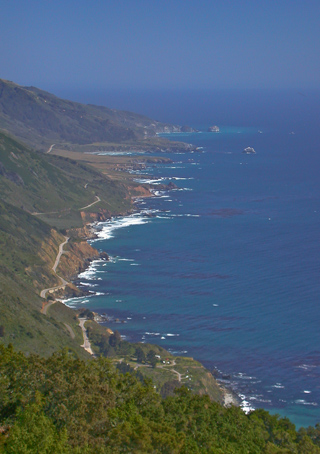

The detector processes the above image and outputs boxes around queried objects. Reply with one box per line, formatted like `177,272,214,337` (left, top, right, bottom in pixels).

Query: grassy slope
0,130,225,402
0,131,132,229
85,320,224,403
0,79,190,151
0,200,89,358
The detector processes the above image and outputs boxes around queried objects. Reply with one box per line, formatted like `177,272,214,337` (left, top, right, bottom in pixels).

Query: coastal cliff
58,240,106,281
0,125,232,406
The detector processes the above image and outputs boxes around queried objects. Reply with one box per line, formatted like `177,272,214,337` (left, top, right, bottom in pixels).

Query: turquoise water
66,90,320,428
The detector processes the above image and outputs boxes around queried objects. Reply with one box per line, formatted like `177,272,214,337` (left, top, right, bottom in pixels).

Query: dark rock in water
211,369,219,378
208,125,220,132
222,374,232,380
154,181,179,191
100,252,109,261
167,181,178,189
243,146,256,154
180,125,199,132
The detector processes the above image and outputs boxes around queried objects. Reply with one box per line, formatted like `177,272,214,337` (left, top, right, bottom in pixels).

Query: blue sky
1,0,319,91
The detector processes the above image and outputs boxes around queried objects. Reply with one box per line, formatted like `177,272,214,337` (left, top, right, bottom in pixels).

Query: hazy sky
1,0,319,91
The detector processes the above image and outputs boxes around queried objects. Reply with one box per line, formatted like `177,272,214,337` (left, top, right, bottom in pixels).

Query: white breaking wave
78,259,106,280
238,394,255,414
172,177,194,180
93,211,157,241
295,399,318,406
134,177,166,184
80,282,98,287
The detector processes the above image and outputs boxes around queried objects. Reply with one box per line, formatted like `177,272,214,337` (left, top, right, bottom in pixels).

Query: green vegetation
84,321,227,402
0,199,88,357
0,131,132,229
0,79,193,153
1,345,320,453
1,81,320,451
0,128,219,403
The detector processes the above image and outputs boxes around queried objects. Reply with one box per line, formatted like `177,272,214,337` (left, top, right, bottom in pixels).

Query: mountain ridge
0,79,194,151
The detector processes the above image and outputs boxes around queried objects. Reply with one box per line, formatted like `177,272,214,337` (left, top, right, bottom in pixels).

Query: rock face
159,125,198,134
208,126,220,132
242,147,256,154
58,241,105,281
180,125,198,132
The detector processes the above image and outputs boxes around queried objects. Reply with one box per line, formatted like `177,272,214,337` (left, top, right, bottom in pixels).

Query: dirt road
40,236,69,301
79,318,94,355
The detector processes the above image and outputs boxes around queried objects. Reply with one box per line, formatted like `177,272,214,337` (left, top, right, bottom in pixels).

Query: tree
108,330,121,348
135,347,146,363
147,350,157,368
4,393,68,454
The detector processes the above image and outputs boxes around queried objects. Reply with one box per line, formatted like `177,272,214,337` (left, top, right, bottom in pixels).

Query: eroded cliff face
26,229,65,292
129,185,153,198
57,240,107,281
80,209,111,225
24,224,107,299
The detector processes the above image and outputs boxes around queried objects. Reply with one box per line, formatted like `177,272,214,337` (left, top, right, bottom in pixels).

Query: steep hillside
0,131,133,229
0,129,229,405
1,346,320,453
0,132,130,355
0,199,89,357
0,79,192,151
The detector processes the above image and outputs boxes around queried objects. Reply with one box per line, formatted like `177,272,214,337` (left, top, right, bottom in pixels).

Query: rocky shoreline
56,183,241,408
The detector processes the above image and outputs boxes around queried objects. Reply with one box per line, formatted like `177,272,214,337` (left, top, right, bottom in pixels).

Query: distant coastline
61,158,242,410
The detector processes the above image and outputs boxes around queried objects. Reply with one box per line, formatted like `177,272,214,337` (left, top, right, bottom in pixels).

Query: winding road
80,195,101,210
158,360,183,382
40,237,94,354
79,318,94,355
40,236,70,301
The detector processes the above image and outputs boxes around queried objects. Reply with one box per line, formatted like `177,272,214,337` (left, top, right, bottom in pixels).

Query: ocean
64,89,320,428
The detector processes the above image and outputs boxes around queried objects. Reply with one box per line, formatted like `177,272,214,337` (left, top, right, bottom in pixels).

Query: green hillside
0,130,131,355
0,79,192,151
0,199,89,357
1,87,320,451
1,346,320,453
0,131,132,229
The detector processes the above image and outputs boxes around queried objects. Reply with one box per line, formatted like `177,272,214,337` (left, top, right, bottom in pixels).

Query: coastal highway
79,318,94,355
80,195,101,210
33,195,101,216
46,143,55,153
53,236,69,273
40,236,69,300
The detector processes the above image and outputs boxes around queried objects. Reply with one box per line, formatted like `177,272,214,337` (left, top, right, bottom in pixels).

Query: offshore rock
242,146,256,154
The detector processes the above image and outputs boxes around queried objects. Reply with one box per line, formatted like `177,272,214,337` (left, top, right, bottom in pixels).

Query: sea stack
243,146,256,154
